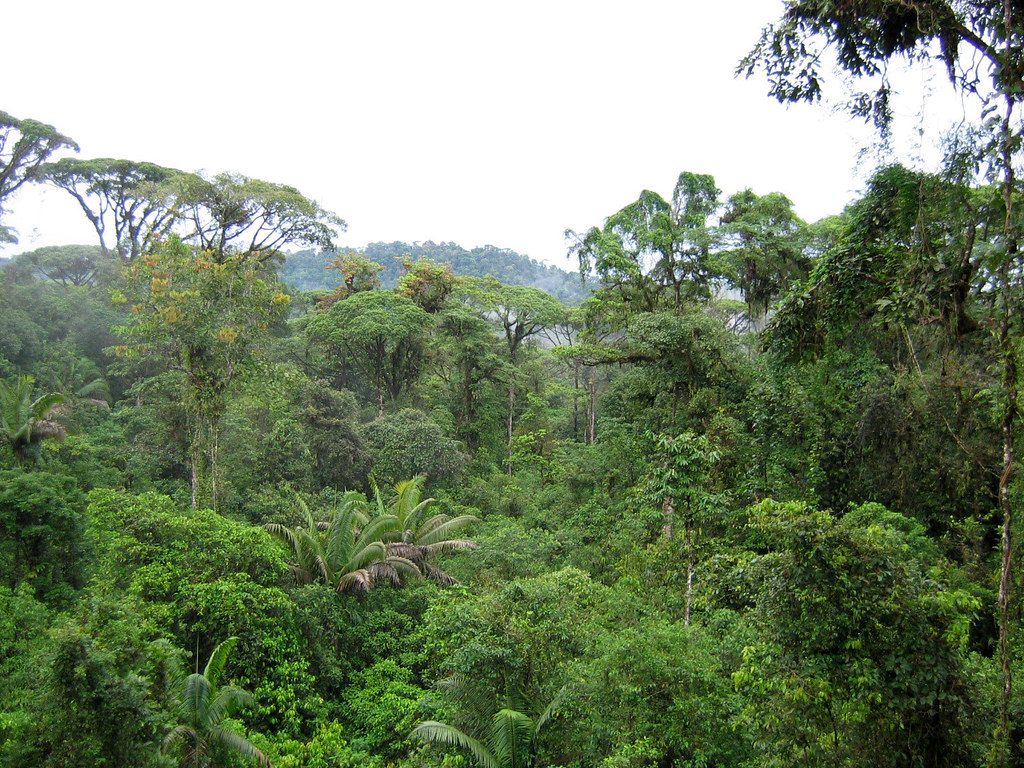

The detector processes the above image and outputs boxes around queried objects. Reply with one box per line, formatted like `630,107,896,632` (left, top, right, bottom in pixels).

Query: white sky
2,0,975,269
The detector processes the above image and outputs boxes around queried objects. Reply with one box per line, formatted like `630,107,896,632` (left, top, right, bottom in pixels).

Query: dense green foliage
5,10,1024,763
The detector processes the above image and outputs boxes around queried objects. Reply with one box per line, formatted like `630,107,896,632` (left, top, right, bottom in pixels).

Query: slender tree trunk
999,354,1016,754
998,259,1018,762
997,79,1019,764
588,379,597,445
684,523,695,628
572,363,580,441
507,383,515,478
662,496,674,540
190,447,199,510
210,427,219,512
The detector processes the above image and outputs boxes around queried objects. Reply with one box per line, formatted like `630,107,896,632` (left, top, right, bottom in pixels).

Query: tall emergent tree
462,278,567,474
0,111,78,244
176,172,345,262
719,189,808,330
566,171,721,313
113,236,291,508
41,157,192,261
742,1,1024,757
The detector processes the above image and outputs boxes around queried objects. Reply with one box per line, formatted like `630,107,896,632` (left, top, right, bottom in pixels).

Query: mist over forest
3,3,1024,767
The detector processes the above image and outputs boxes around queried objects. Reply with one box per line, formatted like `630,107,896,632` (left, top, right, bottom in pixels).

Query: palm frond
385,541,427,563
370,476,389,518
490,709,534,768
179,673,211,725
285,561,315,585
338,491,372,525
202,636,238,688
368,555,422,587
418,515,480,546
412,721,500,768
421,538,479,555
337,568,374,593
31,391,67,420
75,376,113,404
29,419,66,443
207,724,274,767
357,513,401,546
308,552,330,585
345,541,387,573
421,560,461,586
264,522,300,553
533,687,565,733
206,684,255,727
162,723,198,752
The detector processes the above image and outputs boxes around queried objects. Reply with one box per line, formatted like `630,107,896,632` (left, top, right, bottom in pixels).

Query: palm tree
265,493,420,592
52,356,113,410
0,374,66,464
162,637,272,768
375,476,479,585
411,696,559,768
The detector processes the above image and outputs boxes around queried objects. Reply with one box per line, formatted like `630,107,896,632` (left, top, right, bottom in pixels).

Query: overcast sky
2,0,973,269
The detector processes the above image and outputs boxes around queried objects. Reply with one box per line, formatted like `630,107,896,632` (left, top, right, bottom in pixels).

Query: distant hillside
279,241,591,304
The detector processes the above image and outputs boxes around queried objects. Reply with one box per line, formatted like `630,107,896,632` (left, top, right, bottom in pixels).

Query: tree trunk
507,383,515,478
572,363,580,441
210,427,219,512
190,444,199,510
684,524,695,628
998,281,1018,762
588,379,597,445
997,79,1019,764
662,496,674,540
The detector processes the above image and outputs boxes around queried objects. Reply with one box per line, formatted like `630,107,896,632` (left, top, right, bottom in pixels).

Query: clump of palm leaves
162,636,273,768
51,356,113,411
0,374,66,464
265,491,420,593
374,475,479,585
265,479,479,593
411,678,562,768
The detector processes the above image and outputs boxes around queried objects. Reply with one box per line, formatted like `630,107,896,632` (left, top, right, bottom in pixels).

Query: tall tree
306,290,431,413
742,5,1024,756
318,251,383,307
41,157,191,261
719,189,808,330
177,172,345,262
0,111,78,244
634,431,721,626
112,236,291,508
398,256,460,313
12,244,114,287
567,171,722,313
462,279,567,474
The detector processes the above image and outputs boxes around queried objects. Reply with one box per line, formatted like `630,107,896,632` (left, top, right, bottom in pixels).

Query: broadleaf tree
742,4,1024,753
